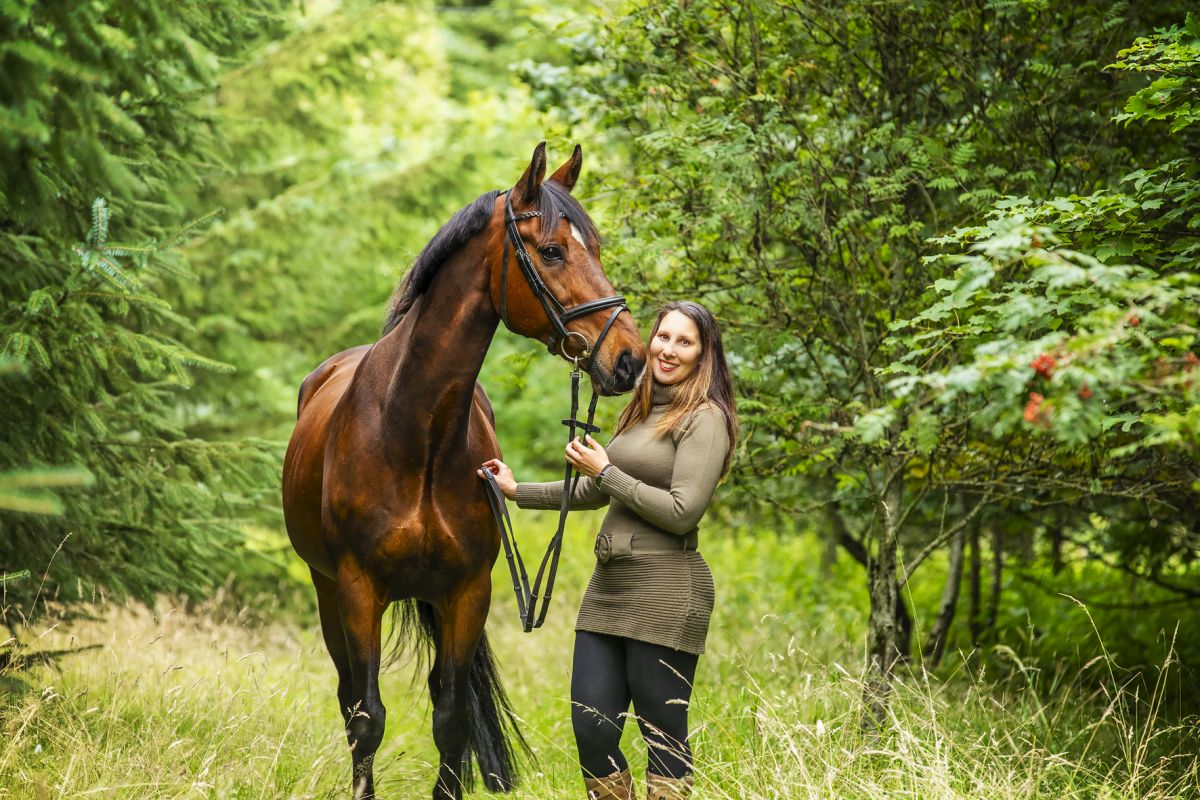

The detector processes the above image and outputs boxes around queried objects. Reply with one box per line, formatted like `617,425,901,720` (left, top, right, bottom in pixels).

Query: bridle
482,188,631,633
498,189,628,369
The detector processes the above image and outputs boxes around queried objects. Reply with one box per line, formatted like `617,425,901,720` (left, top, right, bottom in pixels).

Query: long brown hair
614,301,738,476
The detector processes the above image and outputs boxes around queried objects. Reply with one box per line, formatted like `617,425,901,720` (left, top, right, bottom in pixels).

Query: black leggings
571,630,699,780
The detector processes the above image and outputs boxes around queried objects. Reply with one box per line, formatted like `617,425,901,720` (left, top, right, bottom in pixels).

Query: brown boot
646,772,694,800
584,768,633,800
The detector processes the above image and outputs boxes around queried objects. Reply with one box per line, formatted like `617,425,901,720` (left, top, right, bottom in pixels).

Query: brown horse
281,143,644,800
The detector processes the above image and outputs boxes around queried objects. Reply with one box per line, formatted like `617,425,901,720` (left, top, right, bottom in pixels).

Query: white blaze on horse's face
569,222,587,249
353,775,368,800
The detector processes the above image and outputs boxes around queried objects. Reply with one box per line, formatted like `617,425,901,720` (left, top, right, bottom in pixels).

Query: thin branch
901,489,993,583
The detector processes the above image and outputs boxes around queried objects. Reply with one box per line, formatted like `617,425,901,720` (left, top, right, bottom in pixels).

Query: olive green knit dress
514,381,730,655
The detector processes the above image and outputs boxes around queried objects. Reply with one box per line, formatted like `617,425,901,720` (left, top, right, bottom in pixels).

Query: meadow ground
3,510,1197,799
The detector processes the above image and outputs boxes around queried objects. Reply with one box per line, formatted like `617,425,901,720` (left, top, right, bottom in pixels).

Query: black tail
391,599,532,792
466,632,531,790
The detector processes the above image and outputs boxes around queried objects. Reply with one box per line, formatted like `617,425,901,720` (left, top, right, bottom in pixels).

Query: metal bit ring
557,330,592,363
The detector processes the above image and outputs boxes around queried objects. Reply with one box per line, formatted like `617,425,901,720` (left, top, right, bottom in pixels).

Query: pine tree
0,0,287,611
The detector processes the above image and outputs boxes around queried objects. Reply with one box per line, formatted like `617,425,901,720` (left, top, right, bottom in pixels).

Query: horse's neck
374,247,499,445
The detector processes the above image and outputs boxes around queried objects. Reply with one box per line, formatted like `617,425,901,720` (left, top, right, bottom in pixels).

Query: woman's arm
480,455,610,511
514,476,609,511
597,406,729,535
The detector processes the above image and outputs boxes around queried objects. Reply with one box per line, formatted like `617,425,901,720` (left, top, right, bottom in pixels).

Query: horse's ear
512,141,548,207
548,144,583,192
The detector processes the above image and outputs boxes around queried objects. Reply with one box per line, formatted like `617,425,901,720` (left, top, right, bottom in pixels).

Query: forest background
3,0,1200,797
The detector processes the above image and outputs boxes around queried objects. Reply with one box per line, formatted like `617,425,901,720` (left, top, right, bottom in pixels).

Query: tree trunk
895,583,913,664
829,504,912,661
984,527,1003,636
1050,511,1064,574
863,467,903,729
968,522,982,645
821,507,840,577
922,526,967,667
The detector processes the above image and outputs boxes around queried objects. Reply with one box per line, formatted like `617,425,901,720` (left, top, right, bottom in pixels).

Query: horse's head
489,143,645,396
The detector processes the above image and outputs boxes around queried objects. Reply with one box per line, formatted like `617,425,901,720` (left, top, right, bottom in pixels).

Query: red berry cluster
1023,392,1049,427
1030,353,1056,379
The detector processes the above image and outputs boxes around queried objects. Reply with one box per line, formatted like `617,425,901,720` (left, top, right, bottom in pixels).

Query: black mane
381,180,601,335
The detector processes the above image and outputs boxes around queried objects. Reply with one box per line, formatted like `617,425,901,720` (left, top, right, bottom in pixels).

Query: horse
281,142,645,800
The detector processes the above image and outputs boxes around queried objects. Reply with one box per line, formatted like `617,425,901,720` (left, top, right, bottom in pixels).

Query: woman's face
648,310,703,386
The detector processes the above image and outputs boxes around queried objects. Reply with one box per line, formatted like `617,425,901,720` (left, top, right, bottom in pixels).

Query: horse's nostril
614,349,638,389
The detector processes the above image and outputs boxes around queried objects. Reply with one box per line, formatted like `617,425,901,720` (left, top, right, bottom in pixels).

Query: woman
479,301,737,800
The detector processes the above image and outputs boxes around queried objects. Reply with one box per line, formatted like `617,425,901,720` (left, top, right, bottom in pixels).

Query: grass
3,509,1198,798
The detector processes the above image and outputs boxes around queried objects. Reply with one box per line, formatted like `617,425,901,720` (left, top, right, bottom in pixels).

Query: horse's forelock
537,179,600,251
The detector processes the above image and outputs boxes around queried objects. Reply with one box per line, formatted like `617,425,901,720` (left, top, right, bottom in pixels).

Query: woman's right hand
478,458,517,500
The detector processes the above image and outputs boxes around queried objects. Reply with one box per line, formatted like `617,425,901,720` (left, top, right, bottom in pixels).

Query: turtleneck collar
651,379,679,406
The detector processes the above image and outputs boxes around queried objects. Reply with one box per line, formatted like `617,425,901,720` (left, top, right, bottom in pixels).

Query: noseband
499,190,628,370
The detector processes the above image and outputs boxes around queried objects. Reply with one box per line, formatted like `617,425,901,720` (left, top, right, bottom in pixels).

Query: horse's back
297,345,372,417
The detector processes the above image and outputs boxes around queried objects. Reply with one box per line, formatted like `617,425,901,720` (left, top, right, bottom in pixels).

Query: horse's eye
539,245,564,262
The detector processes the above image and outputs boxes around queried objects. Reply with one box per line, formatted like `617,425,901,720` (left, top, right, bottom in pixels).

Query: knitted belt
594,530,698,564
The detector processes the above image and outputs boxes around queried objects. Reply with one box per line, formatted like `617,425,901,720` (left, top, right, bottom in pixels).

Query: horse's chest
323,417,496,597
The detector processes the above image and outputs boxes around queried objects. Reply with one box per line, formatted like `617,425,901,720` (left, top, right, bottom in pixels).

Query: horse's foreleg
337,562,389,800
431,572,491,800
311,569,354,726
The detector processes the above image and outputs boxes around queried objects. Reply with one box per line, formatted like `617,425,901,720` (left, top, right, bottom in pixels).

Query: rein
482,189,628,632
482,368,598,632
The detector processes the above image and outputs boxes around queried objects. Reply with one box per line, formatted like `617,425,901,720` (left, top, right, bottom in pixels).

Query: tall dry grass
3,512,1197,798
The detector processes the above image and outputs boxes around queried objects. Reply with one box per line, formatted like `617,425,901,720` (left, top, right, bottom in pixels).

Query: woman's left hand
565,434,610,478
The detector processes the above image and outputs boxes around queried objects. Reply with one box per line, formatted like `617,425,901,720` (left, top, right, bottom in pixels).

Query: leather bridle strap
482,468,530,622
499,190,629,367
524,367,599,631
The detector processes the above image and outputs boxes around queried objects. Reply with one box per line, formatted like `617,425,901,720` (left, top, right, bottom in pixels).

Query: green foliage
0,468,95,516
1,197,279,607
1111,12,1200,133
876,11,1200,663
0,358,94,517
0,1,287,608
561,0,1194,493
890,220,1200,454
549,0,1200,682
0,569,30,585
0,0,286,237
